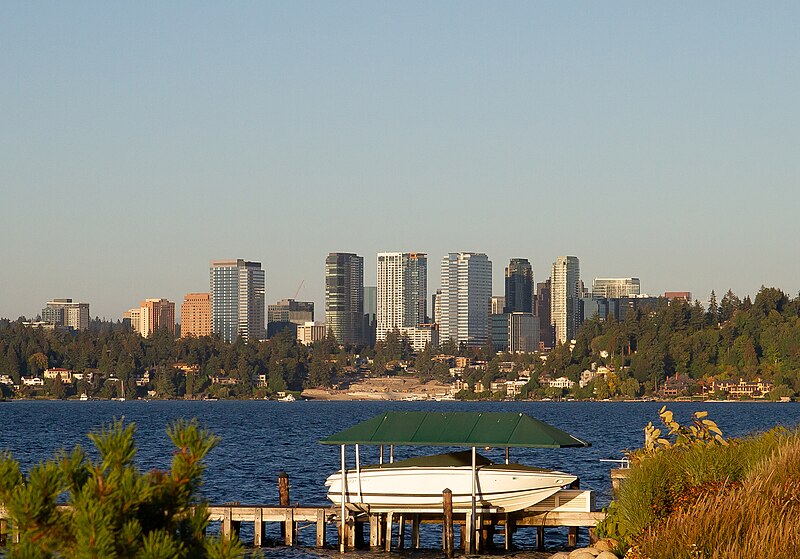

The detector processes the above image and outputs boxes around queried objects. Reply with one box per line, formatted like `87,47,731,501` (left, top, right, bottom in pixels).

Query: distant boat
278,393,297,402
79,393,89,401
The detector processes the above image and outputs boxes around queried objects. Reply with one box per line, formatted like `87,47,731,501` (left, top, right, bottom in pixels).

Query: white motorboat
325,450,576,513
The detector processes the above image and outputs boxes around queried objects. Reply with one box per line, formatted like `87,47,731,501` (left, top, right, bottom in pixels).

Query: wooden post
504,512,514,550
536,526,545,552
443,488,454,557
222,508,232,539
284,509,295,546
346,513,356,550
464,511,473,555
316,509,327,547
369,514,380,548
278,471,290,541
254,508,264,547
411,514,420,549
397,514,405,550
384,511,393,551
568,526,578,547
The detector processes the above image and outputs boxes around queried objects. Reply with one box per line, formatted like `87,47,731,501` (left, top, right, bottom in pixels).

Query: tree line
1,286,798,400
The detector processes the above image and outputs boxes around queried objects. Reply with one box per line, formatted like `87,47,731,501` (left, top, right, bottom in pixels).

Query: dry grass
637,433,800,559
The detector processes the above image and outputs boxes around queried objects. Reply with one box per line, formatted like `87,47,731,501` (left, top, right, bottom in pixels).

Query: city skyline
3,3,799,321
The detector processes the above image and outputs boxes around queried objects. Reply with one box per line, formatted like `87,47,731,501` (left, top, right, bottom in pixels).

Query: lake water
1,400,798,552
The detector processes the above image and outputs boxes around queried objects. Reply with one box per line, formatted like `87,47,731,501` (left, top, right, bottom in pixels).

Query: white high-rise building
439,252,492,347
376,252,427,341
551,256,580,346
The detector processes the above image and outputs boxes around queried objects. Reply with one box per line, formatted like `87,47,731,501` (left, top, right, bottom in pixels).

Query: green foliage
598,407,795,553
0,419,243,559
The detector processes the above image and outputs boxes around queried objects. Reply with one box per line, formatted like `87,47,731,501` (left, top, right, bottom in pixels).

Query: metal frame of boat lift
320,411,591,553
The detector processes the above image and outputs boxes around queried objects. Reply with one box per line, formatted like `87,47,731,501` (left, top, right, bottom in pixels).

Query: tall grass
637,432,800,559
601,427,797,553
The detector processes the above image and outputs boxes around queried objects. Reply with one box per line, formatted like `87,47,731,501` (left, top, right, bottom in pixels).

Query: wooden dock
203,488,604,553
1,488,605,553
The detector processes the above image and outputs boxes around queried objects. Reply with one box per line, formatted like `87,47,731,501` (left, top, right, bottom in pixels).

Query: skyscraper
325,252,364,345
504,258,534,314
210,259,266,342
181,293,211,338
139,298,176,337
376,252,427,341
439,252,492,347
536,280,554,349
551,256,580,345
592,278,641,299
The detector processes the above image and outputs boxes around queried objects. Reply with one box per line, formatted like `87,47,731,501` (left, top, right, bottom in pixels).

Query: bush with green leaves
0,419,243,559
597,407,795,555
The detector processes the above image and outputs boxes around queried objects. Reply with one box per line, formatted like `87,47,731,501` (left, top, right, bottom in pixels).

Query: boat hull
325,465,576,513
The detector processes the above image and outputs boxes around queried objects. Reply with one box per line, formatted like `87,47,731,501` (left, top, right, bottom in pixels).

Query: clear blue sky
2,1,798,320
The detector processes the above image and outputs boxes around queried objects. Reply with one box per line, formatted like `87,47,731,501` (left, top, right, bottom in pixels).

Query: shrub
0,419,243,559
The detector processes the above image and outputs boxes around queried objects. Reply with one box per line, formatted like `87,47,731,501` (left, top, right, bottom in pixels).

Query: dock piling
443,488,454,557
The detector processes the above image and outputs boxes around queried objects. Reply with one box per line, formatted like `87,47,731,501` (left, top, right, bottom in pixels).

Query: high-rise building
42,299,89,331
140,298,176,337
376,252,427,341
536,280,554,349
125,298,176,337
325,253,364,345
210,259,266,343
551,256,580,345
439,252,492,347
181,293,211,338
490,296,506,315
267,299,314,325
363,286,377,347
592,278,641,299
509,312,539,353
266,298,314,338
432,289,442,326
504,258,534,314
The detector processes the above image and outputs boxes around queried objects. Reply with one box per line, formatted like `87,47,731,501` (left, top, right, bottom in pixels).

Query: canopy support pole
355,443,363,502
505,447,509,464
340,444,346,553
390,445,394,463
470,446,477,554
379,445,384,465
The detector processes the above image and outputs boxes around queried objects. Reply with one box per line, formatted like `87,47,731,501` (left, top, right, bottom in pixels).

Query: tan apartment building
181,293,212,338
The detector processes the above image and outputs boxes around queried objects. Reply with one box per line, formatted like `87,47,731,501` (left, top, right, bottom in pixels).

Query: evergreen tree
0,419,243,558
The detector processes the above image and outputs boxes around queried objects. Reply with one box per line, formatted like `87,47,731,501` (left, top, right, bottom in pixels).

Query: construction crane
293,280,305,299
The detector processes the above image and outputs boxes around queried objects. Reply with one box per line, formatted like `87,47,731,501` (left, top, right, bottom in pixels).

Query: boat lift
321,411,590,553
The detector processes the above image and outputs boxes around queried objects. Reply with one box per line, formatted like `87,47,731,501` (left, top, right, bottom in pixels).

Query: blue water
1,400,798,551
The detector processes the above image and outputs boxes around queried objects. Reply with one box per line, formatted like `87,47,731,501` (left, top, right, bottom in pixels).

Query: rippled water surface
1,400,798,552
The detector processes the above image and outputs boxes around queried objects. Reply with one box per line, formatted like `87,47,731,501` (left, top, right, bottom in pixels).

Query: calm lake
1,400,798,552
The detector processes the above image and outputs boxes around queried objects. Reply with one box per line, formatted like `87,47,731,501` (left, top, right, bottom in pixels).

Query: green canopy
320,411,590,448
